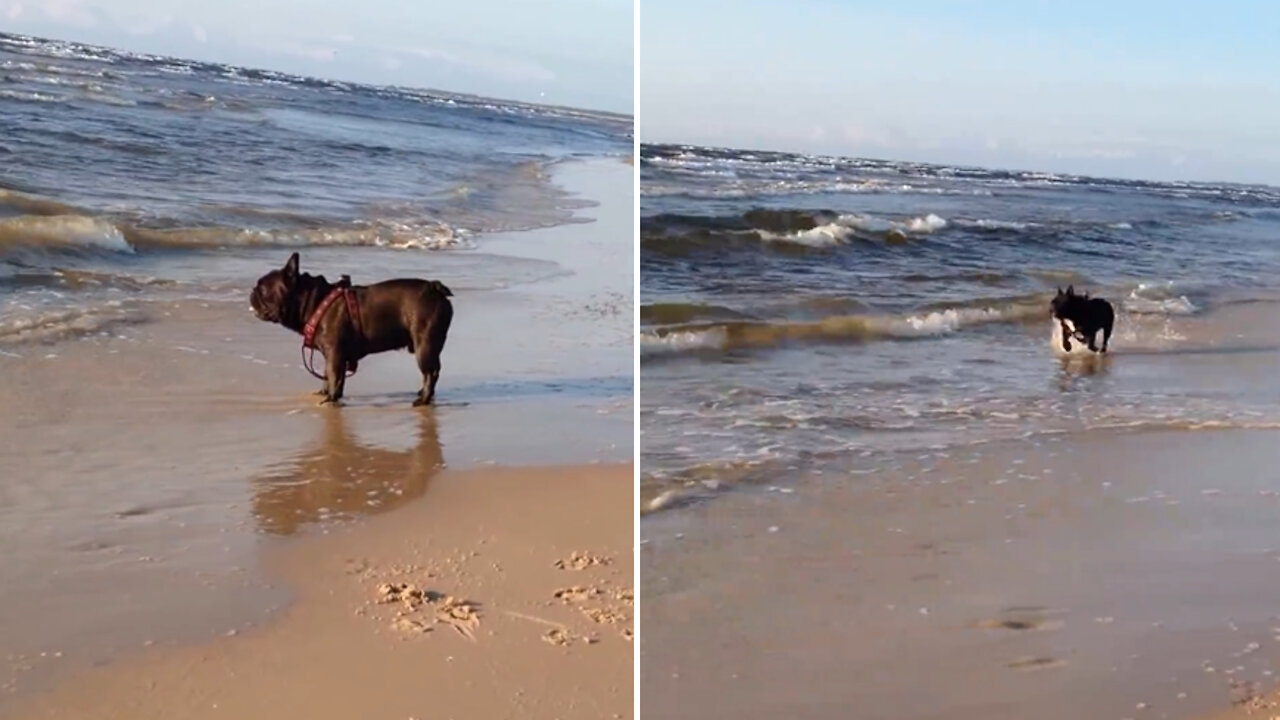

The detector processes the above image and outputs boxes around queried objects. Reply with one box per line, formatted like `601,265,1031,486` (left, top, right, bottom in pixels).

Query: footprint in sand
582,606,628,625
554,586,603,603
974,605,1065,632
376,582,480,640
554,551,613,570
1008,656,1067,671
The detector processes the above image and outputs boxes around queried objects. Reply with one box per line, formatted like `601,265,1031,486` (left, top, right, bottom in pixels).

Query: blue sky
642,0,1280,184
0,0,633,113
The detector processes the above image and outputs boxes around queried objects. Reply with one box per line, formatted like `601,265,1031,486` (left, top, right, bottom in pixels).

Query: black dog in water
250,252,453,406
1050,285,1114,353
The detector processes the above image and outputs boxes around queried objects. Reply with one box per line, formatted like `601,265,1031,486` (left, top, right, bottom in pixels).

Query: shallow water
0,32,629,343
640,143,1280,509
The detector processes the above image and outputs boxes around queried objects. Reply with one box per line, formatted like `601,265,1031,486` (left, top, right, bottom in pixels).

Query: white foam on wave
639,328,728,357
1124,294,1197,315
0,215,134,254
0,89,66,104
905,213,948,233
894,307,1000,336
758,212,949,247
758,223,852,247
129,220,469,252
640,179,993,200
1124,282,1198,315
841,212,947,236
955,218,1034,231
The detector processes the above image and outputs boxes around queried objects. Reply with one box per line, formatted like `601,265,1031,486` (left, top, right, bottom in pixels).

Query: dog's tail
427,280,453,298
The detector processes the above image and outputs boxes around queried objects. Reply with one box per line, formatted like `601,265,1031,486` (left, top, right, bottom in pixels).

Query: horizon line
0,30,633,122
638,139,1279,192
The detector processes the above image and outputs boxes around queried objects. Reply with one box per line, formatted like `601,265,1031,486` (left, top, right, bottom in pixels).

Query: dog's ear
1066,284,1075,297
283,252,300,283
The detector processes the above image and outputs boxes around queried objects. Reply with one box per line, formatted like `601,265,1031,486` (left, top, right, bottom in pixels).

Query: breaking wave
641,208,954,252
0,211,468,257
640,299,1047,358
641,282,1204,360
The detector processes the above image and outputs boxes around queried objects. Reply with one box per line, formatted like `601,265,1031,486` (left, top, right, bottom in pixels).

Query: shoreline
0,157,634,712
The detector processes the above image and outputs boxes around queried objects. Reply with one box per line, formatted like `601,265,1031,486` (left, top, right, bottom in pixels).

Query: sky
0,0,633,113
642,0,1280,184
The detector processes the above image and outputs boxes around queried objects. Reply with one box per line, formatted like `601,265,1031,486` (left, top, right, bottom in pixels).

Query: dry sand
4,463,633,720
642,428,1280,720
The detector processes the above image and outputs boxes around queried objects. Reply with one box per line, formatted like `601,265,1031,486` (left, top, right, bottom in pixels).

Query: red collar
302,282,362,349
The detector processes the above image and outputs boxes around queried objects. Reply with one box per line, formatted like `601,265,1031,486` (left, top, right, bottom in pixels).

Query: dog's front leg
319,349,347,406
1060,321,1072,352
1086,328,1100,353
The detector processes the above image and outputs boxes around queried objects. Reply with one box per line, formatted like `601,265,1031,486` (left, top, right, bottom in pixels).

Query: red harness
301,277,363,380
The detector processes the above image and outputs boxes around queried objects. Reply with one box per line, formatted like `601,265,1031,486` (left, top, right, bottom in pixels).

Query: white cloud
5,1,22,21
191,25,208,44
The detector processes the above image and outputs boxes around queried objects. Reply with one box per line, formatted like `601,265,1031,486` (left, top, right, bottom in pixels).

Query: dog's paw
317,396,343,407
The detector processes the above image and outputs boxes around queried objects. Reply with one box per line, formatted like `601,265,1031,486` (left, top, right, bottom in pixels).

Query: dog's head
1050,285,1084,319
250,252,301,324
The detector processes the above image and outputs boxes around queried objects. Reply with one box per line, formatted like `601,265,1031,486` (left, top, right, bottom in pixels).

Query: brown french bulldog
250,252,453,406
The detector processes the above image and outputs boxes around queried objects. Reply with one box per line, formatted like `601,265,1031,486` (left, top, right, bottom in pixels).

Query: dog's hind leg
1087,327,1100,353
412,308,451,407
413,340,441,406
1101,319,1113,353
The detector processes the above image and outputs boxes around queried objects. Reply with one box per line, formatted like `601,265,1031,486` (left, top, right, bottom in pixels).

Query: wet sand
642,428,1280,720
0,158,633,712
6,463,633,720
642,300,1280,720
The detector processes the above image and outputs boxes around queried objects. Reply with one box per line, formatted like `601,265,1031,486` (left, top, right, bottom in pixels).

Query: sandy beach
6,464,633,720
0,158,633,716
642,429,1280,720
642,431,1280,720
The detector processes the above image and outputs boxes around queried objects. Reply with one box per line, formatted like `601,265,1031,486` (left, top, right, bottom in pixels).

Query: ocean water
640,142,1280,510
0,32,630,345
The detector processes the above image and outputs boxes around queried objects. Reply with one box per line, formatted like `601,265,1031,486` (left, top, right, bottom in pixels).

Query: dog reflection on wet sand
251,410,444,535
